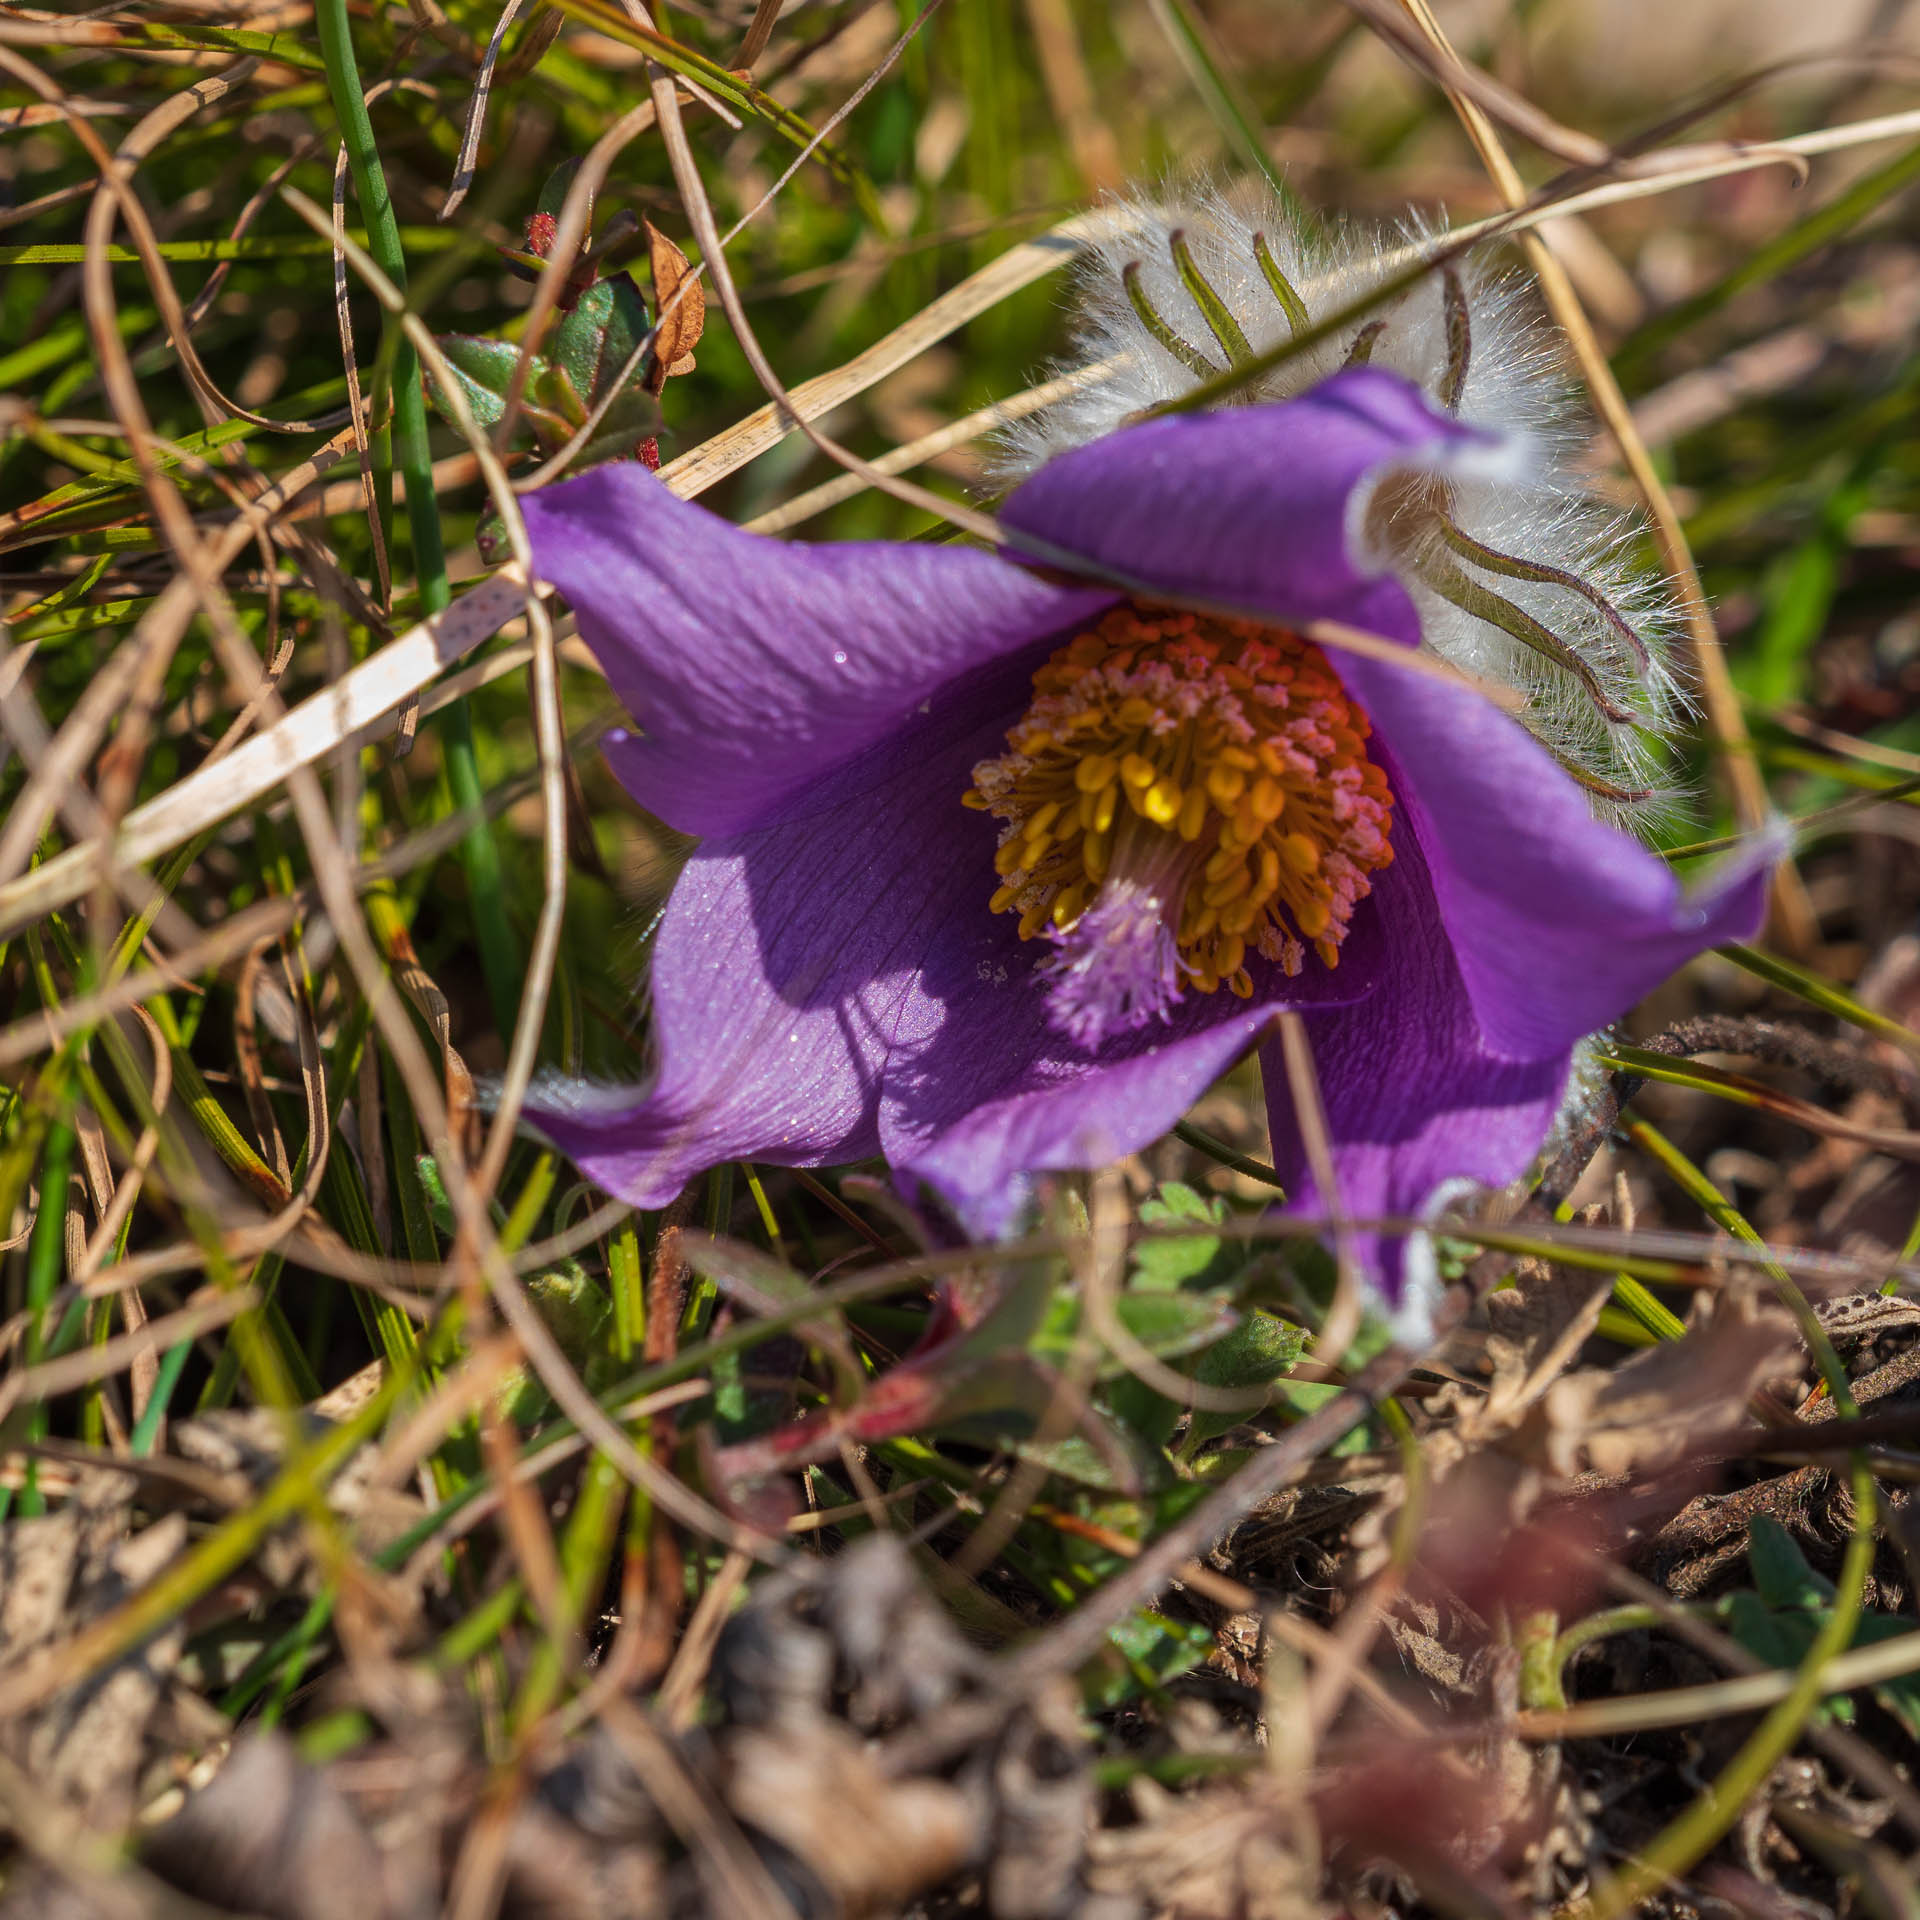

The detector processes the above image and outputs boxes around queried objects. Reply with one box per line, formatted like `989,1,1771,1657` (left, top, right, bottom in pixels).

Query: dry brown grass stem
658,1547,754,1728
731,0,783,68
656,204,1137,497
52,140,761,1556
274,186,572,1198
746,104,1920,537
1021,0,1122,192
442,0,537,219
391,1380,713,1581
0,1288,258,1424
743,355,1129,534
1387,0,1817,942
649,56,1007,543
1276,1012,1362,1367
950,1179,1116,1578
1340,0,1611,167
598,1697,802,1920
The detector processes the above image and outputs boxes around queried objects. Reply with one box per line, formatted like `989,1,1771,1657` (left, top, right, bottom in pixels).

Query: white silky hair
997,181,1693,830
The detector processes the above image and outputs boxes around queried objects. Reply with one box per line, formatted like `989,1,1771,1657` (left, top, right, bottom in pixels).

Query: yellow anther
971,602,1393,1003
1280,832,1320,876
1142,778,1183,827
1205,763,1246,806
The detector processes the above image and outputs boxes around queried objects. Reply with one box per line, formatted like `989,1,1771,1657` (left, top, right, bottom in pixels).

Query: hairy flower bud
998,185,1690,829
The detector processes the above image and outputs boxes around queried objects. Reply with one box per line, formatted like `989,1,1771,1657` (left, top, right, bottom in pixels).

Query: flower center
963,606,1396,1048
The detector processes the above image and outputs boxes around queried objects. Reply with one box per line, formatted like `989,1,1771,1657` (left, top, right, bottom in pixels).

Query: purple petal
514,833,889,1208
519,462,1114,837
997,362,1765,1059
525,653,1382,1225
999,366,1511,640
1261,830,1569,1340
1331,653,1769,1061
519,654,1045,1203
515,681,1009,1206
884,874,1386,1241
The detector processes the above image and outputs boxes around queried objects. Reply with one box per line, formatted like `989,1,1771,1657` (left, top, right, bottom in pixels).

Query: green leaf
1080,1609,1215,1711
562,405,663,472
429,334,531,431
495,1267,613,1427
525,1266,612,1366
1852,1615,1920,1739
1726,1589,1818,1676
1034,1287,1237,1378
1132,1181,1233,1290
1748,1515,1836,1612
1269,1379,1376,1456
552,273,654,410
1008,1419,1172,1494
537,157,587,228
416,1153,455,1236
1726,1518,1920,1732
1183,1310,1305,1451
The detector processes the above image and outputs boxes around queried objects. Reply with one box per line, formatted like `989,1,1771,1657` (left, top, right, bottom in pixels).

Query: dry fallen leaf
1085,1775,1319,1920
722,1719,975,1917
141,1732,388,1920
0,1470,188,1827
1525,1288,1800,1480
644,220,706,389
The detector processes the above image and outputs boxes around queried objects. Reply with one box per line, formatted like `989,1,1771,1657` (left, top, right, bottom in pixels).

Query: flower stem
314,0,523,1033
1173,1119,1285,1192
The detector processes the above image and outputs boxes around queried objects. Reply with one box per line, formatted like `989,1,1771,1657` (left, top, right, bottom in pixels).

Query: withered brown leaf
1524,1288,1800,1480
644,220,706,390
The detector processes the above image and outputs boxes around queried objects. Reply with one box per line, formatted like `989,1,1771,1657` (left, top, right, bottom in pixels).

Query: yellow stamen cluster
964,605,1396,1005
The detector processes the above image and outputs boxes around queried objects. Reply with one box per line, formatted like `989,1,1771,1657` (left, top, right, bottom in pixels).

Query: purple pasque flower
516,367,1767,1334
